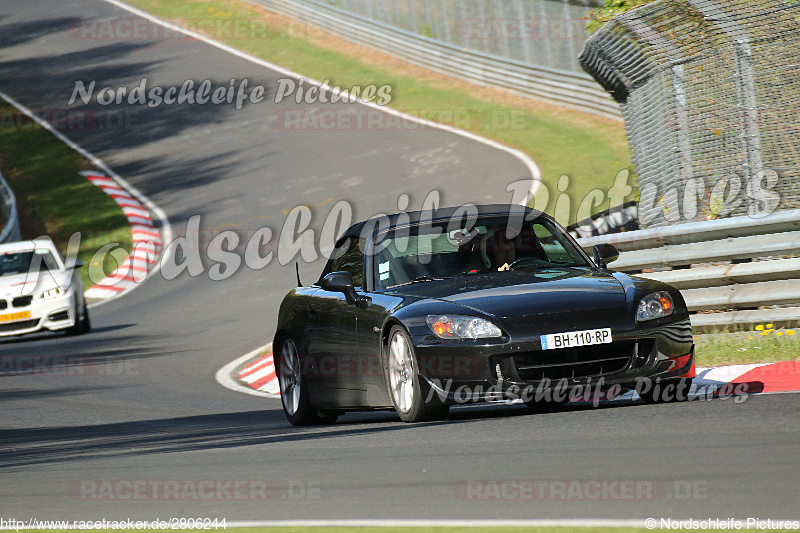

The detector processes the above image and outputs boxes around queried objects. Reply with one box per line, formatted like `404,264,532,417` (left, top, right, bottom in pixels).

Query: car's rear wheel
385,326,448,423
277,337,338,426
638,377,691,404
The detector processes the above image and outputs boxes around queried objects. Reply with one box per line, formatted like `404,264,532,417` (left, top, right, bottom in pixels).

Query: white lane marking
214,343,278,399
225,519,647,528
0,90,173,308
99,0,542,205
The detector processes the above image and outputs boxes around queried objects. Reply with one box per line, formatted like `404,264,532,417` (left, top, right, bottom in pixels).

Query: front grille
0,319,39,333
498,339,654,382
0,300,7,310
12,296,33,308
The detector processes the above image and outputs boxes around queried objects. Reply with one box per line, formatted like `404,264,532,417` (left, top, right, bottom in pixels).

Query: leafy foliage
585,0,657,34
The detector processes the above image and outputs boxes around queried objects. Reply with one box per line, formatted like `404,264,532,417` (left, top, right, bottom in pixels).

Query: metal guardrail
249,0,623,120
0,170,21,244
576,210,800,330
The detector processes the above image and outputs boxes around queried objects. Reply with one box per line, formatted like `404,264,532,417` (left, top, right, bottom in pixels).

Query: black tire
277,337,338,426
638,377,691,404
384,325,448,423
66,302,91,336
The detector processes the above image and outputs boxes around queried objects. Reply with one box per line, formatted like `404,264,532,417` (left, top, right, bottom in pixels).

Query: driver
485,231,516,271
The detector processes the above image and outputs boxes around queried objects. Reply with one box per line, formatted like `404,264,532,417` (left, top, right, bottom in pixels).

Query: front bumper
412,317,695,403
0,293,76,337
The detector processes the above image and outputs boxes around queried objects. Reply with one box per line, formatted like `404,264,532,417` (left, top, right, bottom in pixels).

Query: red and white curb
692,361,800,395
217,346,800,401
0,89,171,306
82,171,164,301
237,352,279,395
215,344,278,398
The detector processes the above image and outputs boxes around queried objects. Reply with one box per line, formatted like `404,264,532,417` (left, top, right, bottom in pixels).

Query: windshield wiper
387,276,449,289
509,260,580,271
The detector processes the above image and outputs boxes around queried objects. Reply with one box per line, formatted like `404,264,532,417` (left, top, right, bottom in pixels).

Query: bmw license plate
0,311,31,322
540,328,612,350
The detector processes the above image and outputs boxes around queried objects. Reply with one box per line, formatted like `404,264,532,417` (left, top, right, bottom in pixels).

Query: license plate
540,328,612,350
0,311,31,322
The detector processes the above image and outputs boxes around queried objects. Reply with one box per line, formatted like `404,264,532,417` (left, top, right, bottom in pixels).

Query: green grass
0,100,132,288
694,322,800,367
125,0,633,225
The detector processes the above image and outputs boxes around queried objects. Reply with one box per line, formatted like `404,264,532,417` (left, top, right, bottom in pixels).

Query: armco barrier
0,170,21,243
576,210,800,330
248,0,622,120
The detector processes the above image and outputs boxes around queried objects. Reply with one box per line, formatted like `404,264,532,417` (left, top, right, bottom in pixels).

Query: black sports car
273,205,695,425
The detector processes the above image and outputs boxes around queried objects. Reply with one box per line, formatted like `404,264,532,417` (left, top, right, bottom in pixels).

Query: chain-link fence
579,0,800,228
321,0,600,75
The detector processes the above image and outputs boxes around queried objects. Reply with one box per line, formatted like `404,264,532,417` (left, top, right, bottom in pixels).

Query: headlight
41,287,66,300
637,291,674,322
425,315,502,339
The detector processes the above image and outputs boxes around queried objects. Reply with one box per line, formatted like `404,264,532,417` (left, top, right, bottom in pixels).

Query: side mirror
321,271,358,304
65,258,84,270
592,243,619,269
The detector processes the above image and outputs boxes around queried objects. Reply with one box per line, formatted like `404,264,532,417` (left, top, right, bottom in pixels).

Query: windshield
371,216,589,290
0,250,60,277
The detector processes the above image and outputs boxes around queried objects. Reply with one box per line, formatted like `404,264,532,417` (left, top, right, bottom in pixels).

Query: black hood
387,267,628,318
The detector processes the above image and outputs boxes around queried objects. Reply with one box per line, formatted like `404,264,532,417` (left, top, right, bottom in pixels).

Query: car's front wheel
277,337,338,426
66,301,91,336
385,326,448,423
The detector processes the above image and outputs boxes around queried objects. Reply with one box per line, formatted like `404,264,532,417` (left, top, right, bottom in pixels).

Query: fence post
686,0,764,179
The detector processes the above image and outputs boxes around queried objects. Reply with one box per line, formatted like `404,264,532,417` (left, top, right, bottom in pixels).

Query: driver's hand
498,263,510,271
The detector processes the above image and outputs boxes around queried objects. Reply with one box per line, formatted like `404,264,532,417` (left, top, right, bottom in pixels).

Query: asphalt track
0,0,798,523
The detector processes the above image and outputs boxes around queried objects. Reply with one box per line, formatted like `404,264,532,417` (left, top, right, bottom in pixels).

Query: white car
0,236,90,337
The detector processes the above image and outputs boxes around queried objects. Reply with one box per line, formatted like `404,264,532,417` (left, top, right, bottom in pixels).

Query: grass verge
28,521,768,533
125,0,633,225
0,100,132,288
694,322,800,367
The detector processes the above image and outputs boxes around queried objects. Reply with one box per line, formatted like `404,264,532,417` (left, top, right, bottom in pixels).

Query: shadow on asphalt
0,324,138,345
0,409,398,468
0,386,118,401
0,333,187,377
0,17,275,222
0,393,732,469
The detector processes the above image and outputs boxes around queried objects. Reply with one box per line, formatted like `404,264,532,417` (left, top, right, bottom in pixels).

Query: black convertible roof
340,204,548,241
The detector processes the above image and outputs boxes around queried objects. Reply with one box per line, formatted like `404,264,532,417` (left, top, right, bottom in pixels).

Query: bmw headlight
41,287,66,300
637,291,674,322
426,315,502,339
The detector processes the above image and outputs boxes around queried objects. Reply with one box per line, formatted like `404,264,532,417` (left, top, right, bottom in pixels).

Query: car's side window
532,223,581,264
329,238,365,289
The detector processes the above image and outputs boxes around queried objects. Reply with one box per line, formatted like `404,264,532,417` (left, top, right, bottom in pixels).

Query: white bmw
0,236,90,338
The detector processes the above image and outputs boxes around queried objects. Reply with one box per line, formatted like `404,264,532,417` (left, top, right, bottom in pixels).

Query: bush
585,0,656,34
